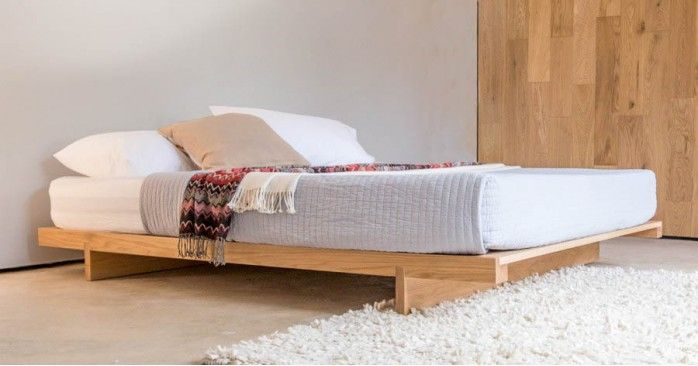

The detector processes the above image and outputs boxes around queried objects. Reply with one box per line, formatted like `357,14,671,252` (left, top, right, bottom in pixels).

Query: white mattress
480,168,656,250
49,177,147,234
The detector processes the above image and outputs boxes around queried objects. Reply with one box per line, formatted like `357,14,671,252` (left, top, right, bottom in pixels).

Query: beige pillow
158,113,309,169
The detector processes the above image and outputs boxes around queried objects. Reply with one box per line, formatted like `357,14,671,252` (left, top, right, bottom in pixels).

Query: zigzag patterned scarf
178,162,477,265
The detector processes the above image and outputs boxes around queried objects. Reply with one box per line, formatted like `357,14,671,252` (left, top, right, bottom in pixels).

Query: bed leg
393,242,601,314
394,267,497,315
84,247,197,281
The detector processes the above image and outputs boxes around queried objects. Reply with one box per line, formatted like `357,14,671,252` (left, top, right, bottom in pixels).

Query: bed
40,166,662,314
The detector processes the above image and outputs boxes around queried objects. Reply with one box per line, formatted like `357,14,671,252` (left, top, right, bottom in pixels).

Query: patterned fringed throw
178,162,477,265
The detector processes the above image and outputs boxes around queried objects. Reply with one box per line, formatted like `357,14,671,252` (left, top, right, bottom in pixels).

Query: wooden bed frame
38,221,662,314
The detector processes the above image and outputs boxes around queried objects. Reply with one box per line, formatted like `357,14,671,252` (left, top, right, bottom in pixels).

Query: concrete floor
1,237,696,364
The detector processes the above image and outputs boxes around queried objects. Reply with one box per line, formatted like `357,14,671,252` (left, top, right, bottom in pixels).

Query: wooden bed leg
84,247,197,281
394,267,497,315
393,242,602,314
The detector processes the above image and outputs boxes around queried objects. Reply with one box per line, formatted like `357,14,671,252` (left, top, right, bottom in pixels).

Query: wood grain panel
665,0,696,98
549,37,573,117
552,0,574,37
506,0,529,39
573,0,600,84
666,98,695,202
599,0,622,16
478,0,698,237
616,0,646,115
528,0,552,81
645,0,669,31
594,15,621,166
504,39,529,163
617,115,648,167
478,0,507,162
571,84,596,166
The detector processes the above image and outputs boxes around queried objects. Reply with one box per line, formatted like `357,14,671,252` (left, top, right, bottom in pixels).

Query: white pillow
54,130,195,177
209,106,375,166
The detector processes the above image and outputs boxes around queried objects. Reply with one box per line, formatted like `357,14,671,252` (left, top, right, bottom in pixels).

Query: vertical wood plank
527,83,551,164
552,0,574,37
478,0,508,162
693,98,698,236
595,16,622,166
573,0,601,84
549,37,574,117
642,31,669,222
507,0,529,40
504,39,529,164
571,84,596,167
664,0,696,98
665,98,695,234
667,98,695,201
549,117,574,166
616,0,647,115
528,0,552,81
617,115,648,168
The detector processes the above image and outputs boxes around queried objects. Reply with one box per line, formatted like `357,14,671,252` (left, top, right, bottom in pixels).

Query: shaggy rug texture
204,266,697,364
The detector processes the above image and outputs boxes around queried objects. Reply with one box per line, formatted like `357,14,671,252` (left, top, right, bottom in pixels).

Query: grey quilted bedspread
141,169,491,254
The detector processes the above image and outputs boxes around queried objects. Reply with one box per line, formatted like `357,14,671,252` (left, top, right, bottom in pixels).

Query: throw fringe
229,187,264,213
178,235,226,266
229,172,301,214
257,190,296,214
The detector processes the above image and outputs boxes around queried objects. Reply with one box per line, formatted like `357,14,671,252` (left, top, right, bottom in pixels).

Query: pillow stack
54,107,374,177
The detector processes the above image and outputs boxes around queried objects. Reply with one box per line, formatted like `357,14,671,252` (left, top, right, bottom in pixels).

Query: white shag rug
205,266,698,364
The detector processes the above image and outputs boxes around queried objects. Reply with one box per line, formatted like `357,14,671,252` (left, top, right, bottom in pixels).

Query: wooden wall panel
478,0,698,237
528,0,552,81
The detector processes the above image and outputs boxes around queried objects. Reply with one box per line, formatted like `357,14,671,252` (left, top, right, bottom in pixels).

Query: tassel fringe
228,172,301,214
178,235,226,266
229,187,297,214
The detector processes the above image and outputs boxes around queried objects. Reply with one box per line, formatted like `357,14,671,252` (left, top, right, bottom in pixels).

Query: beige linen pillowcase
158,113,309,169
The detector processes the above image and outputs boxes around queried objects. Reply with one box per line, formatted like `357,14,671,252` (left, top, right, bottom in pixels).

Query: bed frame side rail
38,221,662,314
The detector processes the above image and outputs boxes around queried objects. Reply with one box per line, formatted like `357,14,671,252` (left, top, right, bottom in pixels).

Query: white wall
0,0,477,268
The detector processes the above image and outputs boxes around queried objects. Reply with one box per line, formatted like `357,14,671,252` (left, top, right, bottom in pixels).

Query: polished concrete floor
1,237,696,364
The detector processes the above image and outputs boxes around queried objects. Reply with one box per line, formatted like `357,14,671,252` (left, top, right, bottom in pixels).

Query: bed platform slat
37,221,662,314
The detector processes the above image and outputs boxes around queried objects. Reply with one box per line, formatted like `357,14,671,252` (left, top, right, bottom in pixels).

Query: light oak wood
395,242,600,314
627,223,663,238
483,220,661,264
527,0,551,81
84,248,196,281
38,221,661,313
395,267,495,315
41,228,499,282
478,0,698,237
504,242,600,282
37,227,90,250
